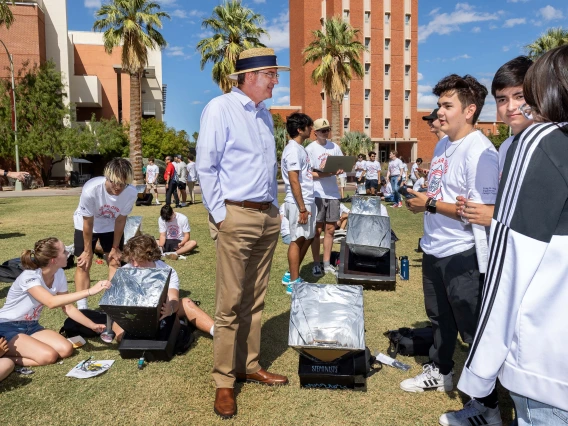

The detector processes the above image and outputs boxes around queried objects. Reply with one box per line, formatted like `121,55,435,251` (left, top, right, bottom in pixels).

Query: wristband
3,170,7,177
299,209,307,213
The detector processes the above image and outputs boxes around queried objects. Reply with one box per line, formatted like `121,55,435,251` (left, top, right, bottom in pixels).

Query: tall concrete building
284,0,418,162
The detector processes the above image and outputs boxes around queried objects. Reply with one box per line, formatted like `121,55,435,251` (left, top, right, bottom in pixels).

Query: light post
0,39,21,191
394,132,397,152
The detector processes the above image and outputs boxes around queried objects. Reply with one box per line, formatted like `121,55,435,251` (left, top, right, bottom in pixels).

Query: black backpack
384,326,434,358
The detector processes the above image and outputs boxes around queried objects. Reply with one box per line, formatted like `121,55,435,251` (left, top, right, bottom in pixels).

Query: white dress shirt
196,87,278,223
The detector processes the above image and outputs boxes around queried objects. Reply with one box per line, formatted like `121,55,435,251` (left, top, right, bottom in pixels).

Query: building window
365,11,370,23
405,40,411,51
405,118,410,129
405,65,410,76
405,90,410,101
344,118,350,130
385,13,390,24
385,118,390,129
344,89,350,99
384,90,390,100
365,63,370,75
365,89,371,100
385,38,390,50
364,37,371,49
365,118,371,130
405,14,411,25
343,9,349,21
385,64,390,75
320,92,325,101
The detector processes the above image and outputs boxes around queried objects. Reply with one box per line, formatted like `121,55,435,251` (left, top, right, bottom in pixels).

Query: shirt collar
231,87,266,110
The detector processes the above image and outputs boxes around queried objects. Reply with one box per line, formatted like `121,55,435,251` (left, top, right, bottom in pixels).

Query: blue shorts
0,320,44,343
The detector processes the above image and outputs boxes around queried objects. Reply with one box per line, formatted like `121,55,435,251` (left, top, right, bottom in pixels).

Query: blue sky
71,0,568,133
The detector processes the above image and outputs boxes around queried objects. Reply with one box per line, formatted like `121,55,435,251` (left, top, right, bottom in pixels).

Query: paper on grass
66,360,114,379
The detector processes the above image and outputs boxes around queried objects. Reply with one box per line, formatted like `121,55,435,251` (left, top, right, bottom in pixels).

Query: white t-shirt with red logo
0,268,68,323
305,140,343,199
146,164,159,184
388,158,404,177
73,176,138,233
158,212,191,240
355,160,366,178
365,160,381,180
421,131,499,257
281,140,314,206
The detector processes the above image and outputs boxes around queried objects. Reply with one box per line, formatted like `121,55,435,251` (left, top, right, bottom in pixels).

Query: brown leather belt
225,199,271,211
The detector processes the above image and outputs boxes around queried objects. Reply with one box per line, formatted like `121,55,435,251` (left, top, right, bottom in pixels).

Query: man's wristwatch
3,170,7,177
426,197,437,214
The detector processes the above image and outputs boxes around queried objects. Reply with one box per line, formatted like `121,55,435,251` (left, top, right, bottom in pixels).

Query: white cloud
503,46,510,51
479,98,498,122
429,8,441,16
538,5,563,21
472,26,481,33
84,0,101,9
417,72,423,81
275,96,290,104
252,0,266,3
507,0,529,2
166,45,194,59
419,3,499,42
156,0,178,5
503,18,526,27
204,90,211,94
259,11,289,52
452,54,471,60
170,9,188,19
192,101,203,105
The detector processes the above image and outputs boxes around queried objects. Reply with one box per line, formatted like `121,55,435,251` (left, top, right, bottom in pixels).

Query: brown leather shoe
236,368,289,386
214,388,236,419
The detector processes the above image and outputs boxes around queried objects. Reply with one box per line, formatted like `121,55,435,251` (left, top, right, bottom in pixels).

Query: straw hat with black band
228,47,290,80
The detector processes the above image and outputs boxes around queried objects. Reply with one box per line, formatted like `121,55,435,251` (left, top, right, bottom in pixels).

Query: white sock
77,298,88,310
209,325,214,337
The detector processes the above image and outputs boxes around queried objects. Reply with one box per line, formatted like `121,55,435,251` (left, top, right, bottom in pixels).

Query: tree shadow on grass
0,232,25,240
300,263,326,283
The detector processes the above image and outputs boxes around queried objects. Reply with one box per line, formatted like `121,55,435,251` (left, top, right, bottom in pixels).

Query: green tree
272,113,285,130
485,124,510,150
274,125,287,162
93,0,169,184
0,0,15,29
303,16,366,144
340,131,373,156
525,27,568,59
197,0,267,93
140,118,189,160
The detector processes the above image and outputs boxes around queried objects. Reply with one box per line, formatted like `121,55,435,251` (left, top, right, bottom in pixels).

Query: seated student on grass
336,203,350,230
0,237,110,366
379,178,394,203
412,171,428,193
111,235,214,342
158,205,197,260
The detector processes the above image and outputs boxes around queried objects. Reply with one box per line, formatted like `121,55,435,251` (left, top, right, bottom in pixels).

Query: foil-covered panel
346,214,391,257
100,267,170,308
135,184,147,194
124,216,143,243
351,196,383,216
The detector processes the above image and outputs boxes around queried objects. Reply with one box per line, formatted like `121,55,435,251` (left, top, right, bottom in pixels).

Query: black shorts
177,182,187,190
74,229,124,256
365,179,379,190
164,239,182,253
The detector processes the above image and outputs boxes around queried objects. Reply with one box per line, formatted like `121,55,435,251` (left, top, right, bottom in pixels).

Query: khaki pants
211,203,280,388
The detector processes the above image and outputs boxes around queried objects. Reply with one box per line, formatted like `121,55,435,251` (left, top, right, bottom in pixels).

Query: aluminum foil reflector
346,214,391,257
124,216,143,243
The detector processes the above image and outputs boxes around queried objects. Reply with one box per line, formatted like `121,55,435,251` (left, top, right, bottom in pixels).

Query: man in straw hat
196,47,290,419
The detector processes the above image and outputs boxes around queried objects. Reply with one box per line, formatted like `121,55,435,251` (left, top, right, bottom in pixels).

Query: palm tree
93,0,169,184
303,16,366,144
340,131,373,156
525,27,568,59
0,1,15,29
197,0,267,93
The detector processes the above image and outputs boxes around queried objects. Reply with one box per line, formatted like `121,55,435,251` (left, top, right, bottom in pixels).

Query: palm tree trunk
331,99,341,145
129,70,143,184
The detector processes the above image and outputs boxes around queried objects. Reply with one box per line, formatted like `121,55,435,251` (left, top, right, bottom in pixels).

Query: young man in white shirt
422,108,446,141
386,151,404,207
158,205,197,260
73,158,138,310
145,157,160,205
409,158,423,185
364,151,381,195
380,178,394,203
281,113,316,294
305,118,344,276
355,154,366,195
186,154,197,205
175,155,188,206
403,75,499,405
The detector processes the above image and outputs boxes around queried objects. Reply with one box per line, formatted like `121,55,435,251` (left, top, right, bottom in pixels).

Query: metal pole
394,132,397,152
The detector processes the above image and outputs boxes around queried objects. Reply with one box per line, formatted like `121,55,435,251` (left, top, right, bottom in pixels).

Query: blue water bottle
399,256,409,280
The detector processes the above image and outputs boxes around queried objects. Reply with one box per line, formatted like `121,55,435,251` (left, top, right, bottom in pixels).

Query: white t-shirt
388,158,404,177
339,203,350,216
122,260,180,291
281,140,314,206
381,182,393,196
0,268,68,323
146,164,159,184
73,176,138,233
186,162,197,182
158,212,191,240
410,162,420,180
279,204,290,236
177,161,188,183
401,163,409,180
305,140,343,199
421,131,499,257
498,135,514,179
413,177,425,191
355,160,366,178
365,160,381,180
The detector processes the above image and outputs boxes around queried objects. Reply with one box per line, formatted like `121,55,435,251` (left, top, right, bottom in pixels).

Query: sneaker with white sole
312,264,323,277
286,277,305,295
282,271,291,285
400,364,453,393
155,200,161,205
439,400,503,426
164,252,179,260
324,264,337,275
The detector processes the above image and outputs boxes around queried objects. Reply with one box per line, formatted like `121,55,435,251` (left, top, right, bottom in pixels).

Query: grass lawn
0,193,514,425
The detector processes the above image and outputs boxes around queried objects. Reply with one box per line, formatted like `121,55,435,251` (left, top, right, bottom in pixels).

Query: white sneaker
439,400,502,426
400,364,453,393
155,200,161,205
312,264,323,277
324,264,337,275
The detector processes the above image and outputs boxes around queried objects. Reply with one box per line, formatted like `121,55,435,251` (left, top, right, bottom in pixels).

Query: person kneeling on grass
111,235,214,342
158,205,197,260
0,237,110,366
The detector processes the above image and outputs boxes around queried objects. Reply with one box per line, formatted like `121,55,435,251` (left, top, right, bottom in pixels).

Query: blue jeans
511,392,568,426
390,176,401,204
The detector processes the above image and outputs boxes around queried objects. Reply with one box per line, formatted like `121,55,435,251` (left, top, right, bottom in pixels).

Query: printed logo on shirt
24,304,43,321
306,155,313,180
99,204,120,219
25,278,37,284
317,153,329,170
167,224,181,239
426,158,449,200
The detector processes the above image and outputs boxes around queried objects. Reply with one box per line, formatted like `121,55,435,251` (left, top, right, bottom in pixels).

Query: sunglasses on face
318,128,331,133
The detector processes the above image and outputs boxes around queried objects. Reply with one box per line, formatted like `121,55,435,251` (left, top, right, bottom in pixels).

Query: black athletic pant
166,181,179,206
422,246,483,375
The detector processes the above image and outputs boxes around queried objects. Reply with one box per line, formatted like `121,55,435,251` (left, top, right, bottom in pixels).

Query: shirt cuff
457,366,497,399
210,206,227,224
